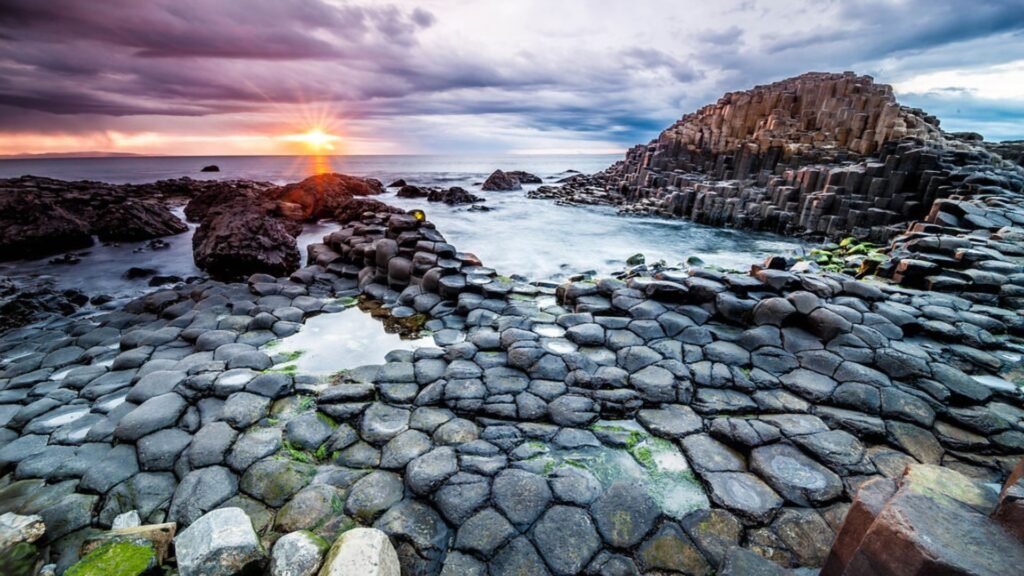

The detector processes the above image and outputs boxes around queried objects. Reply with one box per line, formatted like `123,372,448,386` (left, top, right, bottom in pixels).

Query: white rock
319,528,400,576
174,507,265,576
0,512,45,549
112,510,141,530
271,531,329,576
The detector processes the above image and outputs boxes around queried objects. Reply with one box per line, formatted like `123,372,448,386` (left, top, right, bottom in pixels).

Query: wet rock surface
3,72,1024,576
1,202,1021,575
0,176,191,261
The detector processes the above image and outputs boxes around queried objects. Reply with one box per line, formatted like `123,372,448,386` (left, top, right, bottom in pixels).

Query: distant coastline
0,151,147,160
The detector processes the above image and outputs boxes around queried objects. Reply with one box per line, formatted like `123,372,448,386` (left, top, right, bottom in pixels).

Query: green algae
537,420,709,520
65,541,155,576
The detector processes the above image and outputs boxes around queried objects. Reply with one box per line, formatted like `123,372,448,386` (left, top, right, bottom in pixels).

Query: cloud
1,0,1023,154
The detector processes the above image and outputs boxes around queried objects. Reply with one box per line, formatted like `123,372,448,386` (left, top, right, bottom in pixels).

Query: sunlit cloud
1,0,1023,157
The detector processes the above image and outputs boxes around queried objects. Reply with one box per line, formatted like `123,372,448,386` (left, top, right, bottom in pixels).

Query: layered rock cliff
537,72,1022,244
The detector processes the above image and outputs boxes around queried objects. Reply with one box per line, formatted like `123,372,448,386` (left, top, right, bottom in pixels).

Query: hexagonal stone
240,458,315,507
680,509,743,567
344,470,404,523
493,469,552,529
702,472,783,524
221,392,271,429
548,395,597,427
380,430,432,469
373,499,450,576
780,369,837,401
114,392,187,441
590,482,659,548
79,443,139,493
531,505,601,575
274,483,349,535
226,427,282,472
638,404,703,438
168,466,239,526
887,421,943,465
629,365,677,403
491,536,551,576
189,421,238,468
439,551,486,576
637,522,710,575
137,428,192,471
406,447,458,496
270,530,330,576
792,429,870,475
681,434,745,474
285,412,335,451
360,403,410,445
749,443,843,506
455,507,517,558
434,472,490,525
549,467,602,506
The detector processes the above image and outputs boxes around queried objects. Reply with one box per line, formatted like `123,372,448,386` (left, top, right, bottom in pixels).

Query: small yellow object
410,209,426,222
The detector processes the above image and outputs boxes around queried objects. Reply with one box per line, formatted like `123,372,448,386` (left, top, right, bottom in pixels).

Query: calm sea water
0,155,808,301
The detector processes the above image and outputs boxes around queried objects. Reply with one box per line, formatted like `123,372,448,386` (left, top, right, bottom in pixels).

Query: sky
1,0,1023,156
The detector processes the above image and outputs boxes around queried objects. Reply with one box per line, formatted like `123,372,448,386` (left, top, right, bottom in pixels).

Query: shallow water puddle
528,420,709,520
264,305,434,377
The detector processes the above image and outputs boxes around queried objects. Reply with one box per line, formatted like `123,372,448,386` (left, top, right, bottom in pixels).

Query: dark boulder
427,187,483,205
397,185,429,199
268,172,384,221
183,181,276,222
482,170,522,191
90,199,189,241
192,204,301,280
506,170,542,184
0,191,93,260
0,277,86,331
387,179,407,188
200,165,220,172
332,197,406,224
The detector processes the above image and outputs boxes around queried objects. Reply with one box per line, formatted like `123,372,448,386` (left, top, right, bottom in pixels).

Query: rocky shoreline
2,71,1024,576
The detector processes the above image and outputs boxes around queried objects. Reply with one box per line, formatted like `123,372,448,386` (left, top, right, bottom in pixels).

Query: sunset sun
282,127,341,152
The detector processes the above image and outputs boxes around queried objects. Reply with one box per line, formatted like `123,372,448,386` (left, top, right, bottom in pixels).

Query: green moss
296,396,316,411
542,460,557,476
0,541,39,576
336,296,359,308
316,412,338,429
264,364,298,374
632,445,655,469
65,541,154,576
282,350,304,362
281,440,315,464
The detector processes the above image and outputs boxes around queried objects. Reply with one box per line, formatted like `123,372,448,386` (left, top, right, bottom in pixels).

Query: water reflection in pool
264,305,434,376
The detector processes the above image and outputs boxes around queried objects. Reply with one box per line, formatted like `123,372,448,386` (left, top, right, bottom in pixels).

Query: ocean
0,154,808,300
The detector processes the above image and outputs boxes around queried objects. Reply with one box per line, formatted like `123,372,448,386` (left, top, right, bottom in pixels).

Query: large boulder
269,173,384,221
0,190,92,260
506,170,542,184
0,176,189,261
183,181,274,222
89,199,188,241
174,507,266,576
192,205,301,280
482,170,522,191
318,527,400,576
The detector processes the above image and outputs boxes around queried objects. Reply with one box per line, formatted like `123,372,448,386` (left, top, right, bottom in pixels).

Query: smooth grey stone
137,428,193,471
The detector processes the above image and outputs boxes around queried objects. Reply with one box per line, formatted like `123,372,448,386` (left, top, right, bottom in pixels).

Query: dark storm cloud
1,0,1022,150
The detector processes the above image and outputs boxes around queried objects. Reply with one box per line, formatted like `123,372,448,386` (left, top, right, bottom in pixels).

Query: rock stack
534,73,1022,245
